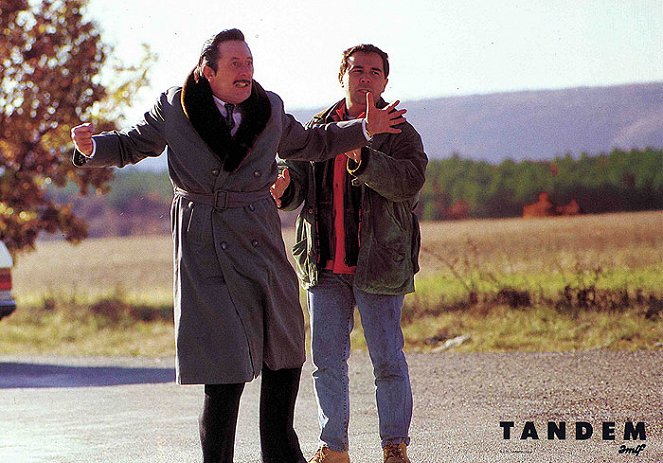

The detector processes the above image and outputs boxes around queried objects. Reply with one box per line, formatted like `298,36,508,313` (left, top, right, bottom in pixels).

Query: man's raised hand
70,123,95,156
364,92,406,137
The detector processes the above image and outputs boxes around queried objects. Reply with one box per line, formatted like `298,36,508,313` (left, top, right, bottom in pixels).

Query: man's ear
202,64,215,82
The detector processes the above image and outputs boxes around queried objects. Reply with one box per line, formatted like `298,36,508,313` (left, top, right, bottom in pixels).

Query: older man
273,44,427,463
70,29,405,463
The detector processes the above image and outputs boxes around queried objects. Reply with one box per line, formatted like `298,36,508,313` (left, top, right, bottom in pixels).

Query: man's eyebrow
350,64,383,73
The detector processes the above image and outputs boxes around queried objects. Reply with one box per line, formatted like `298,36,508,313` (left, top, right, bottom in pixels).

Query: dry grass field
12,235,174,305
418,210,663,276
3,210,662,355
415,210,663,303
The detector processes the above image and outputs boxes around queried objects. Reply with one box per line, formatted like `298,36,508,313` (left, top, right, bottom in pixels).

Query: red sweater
323,102,364,275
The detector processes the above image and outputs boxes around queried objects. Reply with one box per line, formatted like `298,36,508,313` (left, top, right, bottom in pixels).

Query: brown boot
308,446,351,463
383,443,410,463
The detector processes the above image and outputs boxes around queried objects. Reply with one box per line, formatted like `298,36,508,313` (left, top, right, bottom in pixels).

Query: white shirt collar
212,95,242,134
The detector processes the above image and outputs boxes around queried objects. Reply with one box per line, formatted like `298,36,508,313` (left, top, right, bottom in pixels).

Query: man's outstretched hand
364,92,406,137
71,123,95,156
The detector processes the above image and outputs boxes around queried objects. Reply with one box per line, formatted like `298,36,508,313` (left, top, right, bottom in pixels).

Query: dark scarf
181,69,272,171
314,100,363,267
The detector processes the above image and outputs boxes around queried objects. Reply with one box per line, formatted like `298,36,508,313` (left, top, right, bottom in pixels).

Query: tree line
419,148,663,220
45,147,663,237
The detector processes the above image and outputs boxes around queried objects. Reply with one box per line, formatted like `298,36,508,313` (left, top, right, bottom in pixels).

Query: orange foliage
523,192,582,218
522,192,556,217
445,199,470,220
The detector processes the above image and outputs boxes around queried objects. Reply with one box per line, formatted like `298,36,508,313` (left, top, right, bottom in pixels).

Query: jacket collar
181,69,272,172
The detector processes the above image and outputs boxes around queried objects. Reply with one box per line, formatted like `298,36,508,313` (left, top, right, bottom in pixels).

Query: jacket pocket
360,234,409,292
186,202,209,248
372,202,409,263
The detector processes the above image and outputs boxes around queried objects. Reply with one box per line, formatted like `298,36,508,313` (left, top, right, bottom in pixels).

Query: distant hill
133,81,663,170
390,81,663,161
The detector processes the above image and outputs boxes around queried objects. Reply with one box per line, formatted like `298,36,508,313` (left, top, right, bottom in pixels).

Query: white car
0,242,16,319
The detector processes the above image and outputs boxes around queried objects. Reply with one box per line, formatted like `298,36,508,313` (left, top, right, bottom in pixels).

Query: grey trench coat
73,84,366,384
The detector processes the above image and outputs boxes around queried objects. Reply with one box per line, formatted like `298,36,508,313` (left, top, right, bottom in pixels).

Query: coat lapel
181,69,272,171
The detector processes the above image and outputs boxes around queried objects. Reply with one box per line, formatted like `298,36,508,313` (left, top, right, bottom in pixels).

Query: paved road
0,351,661,463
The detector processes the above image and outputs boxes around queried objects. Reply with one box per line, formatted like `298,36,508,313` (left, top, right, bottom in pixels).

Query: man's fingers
73,132,93,142
385,99,401,112
269,183,281,206
270,168,291,207
71,123,94,140
365,96,408,136
70,122,95,155
365,91,375,108
388,115,407,126
74,122,94,134
345,148,361,162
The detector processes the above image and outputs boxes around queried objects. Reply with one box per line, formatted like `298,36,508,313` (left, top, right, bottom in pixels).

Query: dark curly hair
338,44,389,83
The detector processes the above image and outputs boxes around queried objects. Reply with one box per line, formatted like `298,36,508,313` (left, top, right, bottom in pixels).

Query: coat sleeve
348,123,427,202
72,93,168,168
277,107,367,162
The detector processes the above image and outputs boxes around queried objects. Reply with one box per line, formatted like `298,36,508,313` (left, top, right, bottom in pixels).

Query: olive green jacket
280,100,428,295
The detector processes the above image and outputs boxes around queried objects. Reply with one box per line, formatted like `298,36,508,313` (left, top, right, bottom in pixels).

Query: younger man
273,44,427,463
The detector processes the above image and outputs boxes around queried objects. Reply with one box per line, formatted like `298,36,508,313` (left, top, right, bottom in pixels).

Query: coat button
308,207,314,214
253,170,261,177
212,169,220,176
251,239,259,247
220,242,228,250
248,204,256,212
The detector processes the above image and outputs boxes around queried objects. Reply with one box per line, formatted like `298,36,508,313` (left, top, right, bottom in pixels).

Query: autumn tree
0,0,152,254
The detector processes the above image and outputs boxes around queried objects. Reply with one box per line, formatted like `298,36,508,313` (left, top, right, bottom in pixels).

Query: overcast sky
87,0,663,121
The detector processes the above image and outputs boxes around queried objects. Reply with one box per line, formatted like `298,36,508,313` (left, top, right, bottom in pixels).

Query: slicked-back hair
195,28,246,78
338,44,389,83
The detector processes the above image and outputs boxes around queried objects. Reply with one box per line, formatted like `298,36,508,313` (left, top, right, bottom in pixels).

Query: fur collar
181,69,272,172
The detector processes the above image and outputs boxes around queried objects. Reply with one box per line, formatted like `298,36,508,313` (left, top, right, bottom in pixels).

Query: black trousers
200,366,306,463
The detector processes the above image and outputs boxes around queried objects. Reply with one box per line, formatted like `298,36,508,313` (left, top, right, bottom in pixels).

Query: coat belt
174,187,271,210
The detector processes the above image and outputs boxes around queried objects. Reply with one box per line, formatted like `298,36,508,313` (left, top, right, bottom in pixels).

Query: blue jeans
307,271,413,451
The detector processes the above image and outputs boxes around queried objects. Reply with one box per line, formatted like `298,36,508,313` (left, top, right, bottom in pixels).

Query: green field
2,211,662,355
